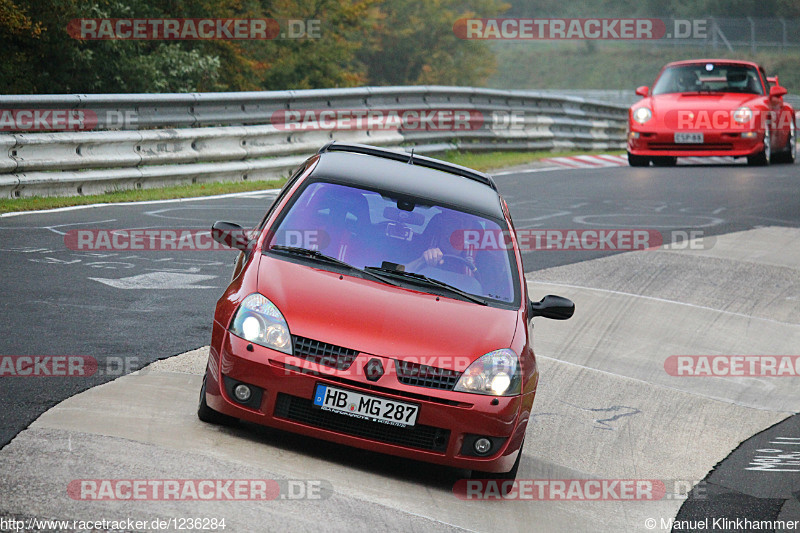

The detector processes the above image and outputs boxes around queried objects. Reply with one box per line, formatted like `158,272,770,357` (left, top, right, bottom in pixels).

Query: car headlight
632,107,652,125
732,106,752,124
454,349,521,396
230,293,292,354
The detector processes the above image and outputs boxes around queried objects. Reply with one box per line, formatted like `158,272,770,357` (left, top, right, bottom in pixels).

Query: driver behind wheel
406,210,477,275
676,69,700,92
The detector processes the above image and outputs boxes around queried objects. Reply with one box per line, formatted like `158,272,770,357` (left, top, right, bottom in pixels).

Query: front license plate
313,384,419,427
674,132,703,144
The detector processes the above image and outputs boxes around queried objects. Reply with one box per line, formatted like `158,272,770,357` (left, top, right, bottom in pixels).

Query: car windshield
266,181,518,305
652,64,763,96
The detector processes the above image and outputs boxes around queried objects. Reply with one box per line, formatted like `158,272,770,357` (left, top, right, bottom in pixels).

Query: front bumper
627,129,764,157
204,323,530,473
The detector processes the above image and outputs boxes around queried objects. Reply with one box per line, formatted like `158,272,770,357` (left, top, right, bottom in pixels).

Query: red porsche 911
627,59,796,166
198,143,574,480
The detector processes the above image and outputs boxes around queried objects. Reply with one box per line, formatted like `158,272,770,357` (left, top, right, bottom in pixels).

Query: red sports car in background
198,143,574,480
627,59,796,166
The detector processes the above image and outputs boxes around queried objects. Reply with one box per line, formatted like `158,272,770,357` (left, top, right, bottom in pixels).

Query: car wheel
748,129,770,166
651,156,677,167
198,374,238,425
627,152,650,167
470,437,524,483
772,121,796,164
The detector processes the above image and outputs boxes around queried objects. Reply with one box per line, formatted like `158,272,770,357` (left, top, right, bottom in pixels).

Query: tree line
0,0,506,94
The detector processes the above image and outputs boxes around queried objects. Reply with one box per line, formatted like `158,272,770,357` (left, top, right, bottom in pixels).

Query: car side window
761,68,772,93
256,158,315,231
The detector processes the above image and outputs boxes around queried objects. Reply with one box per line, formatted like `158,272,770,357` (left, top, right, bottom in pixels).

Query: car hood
646,92,762,114
257,254,518,367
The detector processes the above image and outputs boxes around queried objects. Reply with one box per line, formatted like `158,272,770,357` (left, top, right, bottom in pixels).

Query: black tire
771,122,796,164
627,152,650,167
651,156,677,167
198,375,238,425
470,438,524,482
748,129,771,166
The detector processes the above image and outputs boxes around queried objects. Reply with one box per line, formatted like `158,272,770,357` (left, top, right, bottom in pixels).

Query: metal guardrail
0,86,629,198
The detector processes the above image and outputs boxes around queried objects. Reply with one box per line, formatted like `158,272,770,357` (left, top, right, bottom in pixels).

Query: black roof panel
311,149,505,220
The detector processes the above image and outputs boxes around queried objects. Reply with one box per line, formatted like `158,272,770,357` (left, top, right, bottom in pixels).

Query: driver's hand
422,248,444,266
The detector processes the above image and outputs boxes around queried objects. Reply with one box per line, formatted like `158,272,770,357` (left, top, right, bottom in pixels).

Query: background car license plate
313,384,419,427
674,132,703,143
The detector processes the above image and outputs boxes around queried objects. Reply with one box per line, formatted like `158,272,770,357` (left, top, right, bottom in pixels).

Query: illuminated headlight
454,349,521,396
732,107,752,124
230,293,292,354
632,107,652,124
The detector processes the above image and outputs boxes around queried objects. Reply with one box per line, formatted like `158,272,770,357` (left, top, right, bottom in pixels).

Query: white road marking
90,272,218,289
0,189,281,219
493,166,562,176
572,213,725,228
42,219,117,235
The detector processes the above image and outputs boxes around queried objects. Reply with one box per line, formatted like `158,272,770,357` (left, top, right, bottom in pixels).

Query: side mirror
211,221,251,252
529,295,575,321
770,85,788,98
635,86,649,97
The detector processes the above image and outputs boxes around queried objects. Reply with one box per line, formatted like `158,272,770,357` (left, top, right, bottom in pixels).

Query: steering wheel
421,253,475,274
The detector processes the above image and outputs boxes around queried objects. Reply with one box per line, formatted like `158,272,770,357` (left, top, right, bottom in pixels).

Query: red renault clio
198,143,574,479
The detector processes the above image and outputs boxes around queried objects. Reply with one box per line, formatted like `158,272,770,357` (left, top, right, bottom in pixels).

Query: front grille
292,336,358,370
395,360,461,390
274,393,450,453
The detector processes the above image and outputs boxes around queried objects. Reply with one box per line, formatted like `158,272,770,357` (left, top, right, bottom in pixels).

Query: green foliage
1,0,796,94
503,0,800,17
357,0,509,86
0,0,226,93
0,0,510,93
489,42,800,93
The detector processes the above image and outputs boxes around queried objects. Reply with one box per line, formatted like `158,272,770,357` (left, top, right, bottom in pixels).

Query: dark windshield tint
268,181,518,304
652,64,763,95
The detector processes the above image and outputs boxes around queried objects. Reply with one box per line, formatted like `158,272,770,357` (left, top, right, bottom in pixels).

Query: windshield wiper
363,266,488,305
270,245,398,286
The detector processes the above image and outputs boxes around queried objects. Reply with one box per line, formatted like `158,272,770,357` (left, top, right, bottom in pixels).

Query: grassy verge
0,178,287,214
437,149,624,172
0,149,623,214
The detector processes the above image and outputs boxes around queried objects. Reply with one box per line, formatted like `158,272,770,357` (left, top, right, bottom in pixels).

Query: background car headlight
230,293,292,354
732,106,753,124
454,349,521,396
632,107,652,124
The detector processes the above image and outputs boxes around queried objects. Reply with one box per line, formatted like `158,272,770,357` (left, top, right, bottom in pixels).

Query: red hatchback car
198,143,574,479
628,59,796,166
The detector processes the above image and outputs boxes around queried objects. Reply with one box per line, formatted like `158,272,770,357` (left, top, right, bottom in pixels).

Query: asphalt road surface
1,159,799,531
2,162,798,447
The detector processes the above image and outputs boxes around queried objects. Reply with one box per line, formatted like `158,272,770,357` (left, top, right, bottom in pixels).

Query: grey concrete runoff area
0,226,798,532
